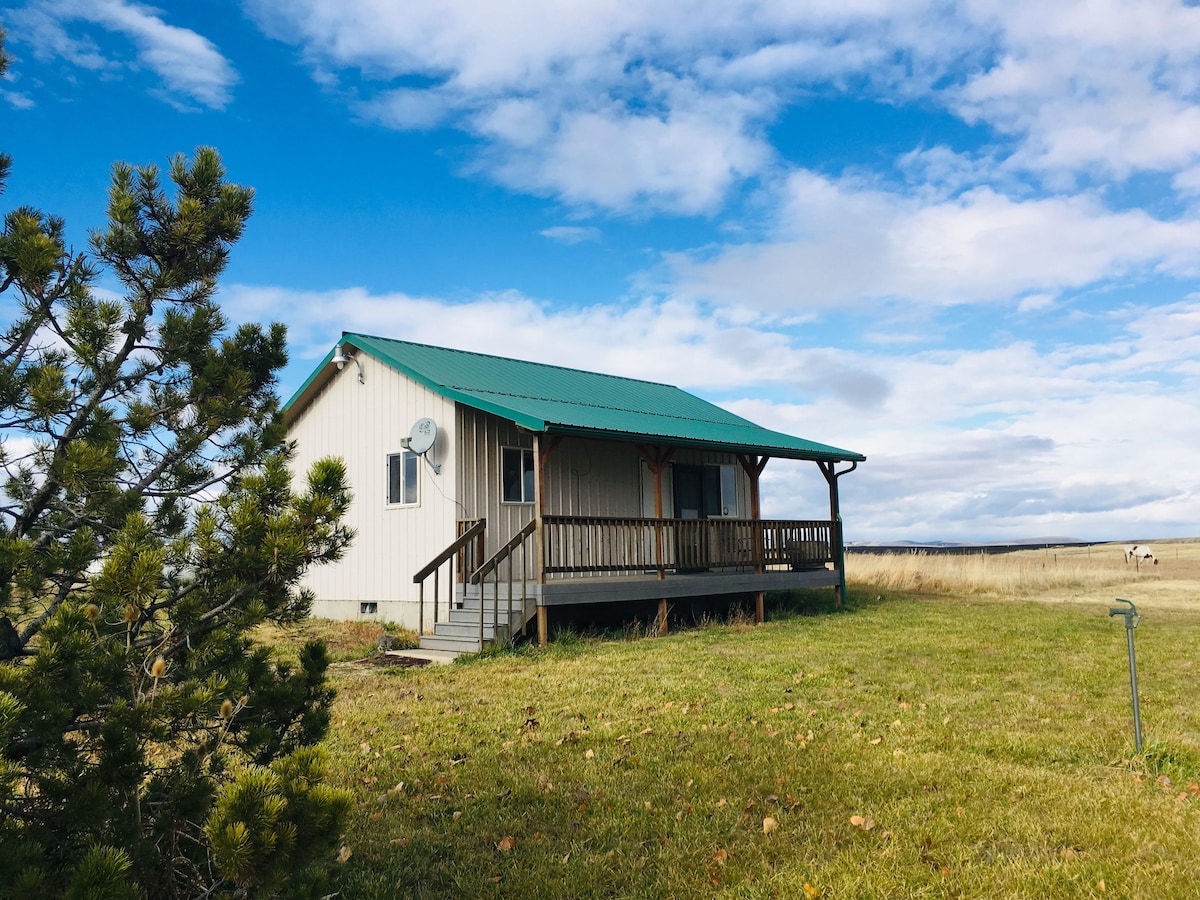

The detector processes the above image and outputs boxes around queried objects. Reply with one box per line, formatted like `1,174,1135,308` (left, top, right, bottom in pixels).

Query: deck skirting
458,567,839,607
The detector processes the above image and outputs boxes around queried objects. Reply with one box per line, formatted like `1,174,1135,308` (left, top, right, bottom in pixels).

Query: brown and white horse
1123,544,1158,565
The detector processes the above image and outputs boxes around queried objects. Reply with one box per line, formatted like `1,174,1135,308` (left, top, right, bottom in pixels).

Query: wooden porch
414,514,842,654
414,437,857,655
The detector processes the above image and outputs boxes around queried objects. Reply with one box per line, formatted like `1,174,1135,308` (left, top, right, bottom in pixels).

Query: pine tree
0,57,356,895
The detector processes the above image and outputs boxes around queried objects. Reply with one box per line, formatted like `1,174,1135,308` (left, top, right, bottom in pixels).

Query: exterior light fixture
330,343,364,384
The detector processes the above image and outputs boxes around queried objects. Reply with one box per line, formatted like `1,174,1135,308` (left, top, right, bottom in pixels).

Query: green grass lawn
315,589,1200,898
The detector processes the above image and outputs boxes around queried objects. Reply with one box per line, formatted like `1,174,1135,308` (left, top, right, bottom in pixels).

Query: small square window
360,602,378,615
501,446,535,503
387,451,419,506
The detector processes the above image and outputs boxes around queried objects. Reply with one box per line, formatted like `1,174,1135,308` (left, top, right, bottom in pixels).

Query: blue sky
3,0,1200,543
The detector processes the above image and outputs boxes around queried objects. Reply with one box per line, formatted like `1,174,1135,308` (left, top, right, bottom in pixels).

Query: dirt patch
339,654,432,670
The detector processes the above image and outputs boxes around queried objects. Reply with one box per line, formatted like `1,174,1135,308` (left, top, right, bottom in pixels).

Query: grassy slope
316,544,1200,899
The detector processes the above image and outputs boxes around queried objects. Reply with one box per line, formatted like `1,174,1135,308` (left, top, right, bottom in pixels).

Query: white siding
288,355,457,627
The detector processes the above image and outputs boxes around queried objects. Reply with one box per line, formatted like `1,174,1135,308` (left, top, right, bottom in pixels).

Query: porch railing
414,516,834,643
412,518,485,635
541,516,832,577
469,518,537,647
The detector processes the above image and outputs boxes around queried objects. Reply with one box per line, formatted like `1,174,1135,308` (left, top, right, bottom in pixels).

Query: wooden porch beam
736,453,770,522
818,461,845,609
736,453,771,624
633,444,675,581
534,433,548,644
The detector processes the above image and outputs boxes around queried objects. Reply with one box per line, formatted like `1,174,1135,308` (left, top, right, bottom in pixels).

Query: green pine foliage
0,136,356,896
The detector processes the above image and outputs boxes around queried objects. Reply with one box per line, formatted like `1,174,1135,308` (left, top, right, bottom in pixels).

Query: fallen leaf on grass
712,848,729,866
849,815,876,831
762,816,779,834
804,884,820,898
497,836,516,852
336,846,353,864
869,736,883,745
584,749,595,759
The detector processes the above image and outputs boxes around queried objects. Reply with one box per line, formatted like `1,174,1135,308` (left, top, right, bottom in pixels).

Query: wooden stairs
417,593,536,657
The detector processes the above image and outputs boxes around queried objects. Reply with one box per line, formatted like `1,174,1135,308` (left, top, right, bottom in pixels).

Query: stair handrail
470,518,537,649
413,518,486,635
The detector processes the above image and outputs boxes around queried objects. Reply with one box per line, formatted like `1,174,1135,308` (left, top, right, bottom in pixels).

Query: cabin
284,333,865,655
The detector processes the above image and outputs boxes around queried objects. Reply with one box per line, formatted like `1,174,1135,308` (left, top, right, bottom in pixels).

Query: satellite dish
408,418,437,455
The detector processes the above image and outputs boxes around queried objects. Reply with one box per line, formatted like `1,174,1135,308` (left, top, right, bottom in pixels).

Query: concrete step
418,634,487,654
386,648,458,665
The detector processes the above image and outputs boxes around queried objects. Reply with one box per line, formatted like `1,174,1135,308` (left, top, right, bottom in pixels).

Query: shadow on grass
455,587,901,664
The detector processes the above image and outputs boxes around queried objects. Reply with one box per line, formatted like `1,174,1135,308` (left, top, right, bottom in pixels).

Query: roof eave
284,334,549,432
543,424,865,463
282,345,339,427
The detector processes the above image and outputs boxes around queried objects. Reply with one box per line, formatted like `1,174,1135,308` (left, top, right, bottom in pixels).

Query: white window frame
386,450,420,507
719,464,739,517
501,446,535,504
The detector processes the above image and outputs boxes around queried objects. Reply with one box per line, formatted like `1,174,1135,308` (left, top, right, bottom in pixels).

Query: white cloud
220,283,830,393
6,0,238,108
489,102,771,214
950,0,1200,181
242,0,1200,213
219,281,1200,541
540,225,601,245
663,170,1200,311
2,90,35,109
741,335,1200,541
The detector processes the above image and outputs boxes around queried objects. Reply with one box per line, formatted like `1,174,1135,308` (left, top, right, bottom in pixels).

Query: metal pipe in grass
1108,598,1143,752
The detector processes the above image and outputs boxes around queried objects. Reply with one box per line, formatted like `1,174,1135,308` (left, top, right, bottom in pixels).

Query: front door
673,465,720,569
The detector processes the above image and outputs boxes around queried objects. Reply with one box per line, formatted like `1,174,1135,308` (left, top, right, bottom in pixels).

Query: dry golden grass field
846,540,1200,613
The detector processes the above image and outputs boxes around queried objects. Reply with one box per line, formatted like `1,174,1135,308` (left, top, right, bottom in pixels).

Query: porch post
820,461,845,609
738,453,770,623
653,461,665,580
534,432,548,646
637,446,673,581
635,444,675,638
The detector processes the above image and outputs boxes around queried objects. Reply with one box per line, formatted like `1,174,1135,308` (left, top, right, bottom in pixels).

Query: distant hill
846,537,1094,554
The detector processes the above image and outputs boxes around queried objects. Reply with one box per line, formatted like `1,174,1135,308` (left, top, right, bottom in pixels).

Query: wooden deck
417,515,845,651
462,564,839,607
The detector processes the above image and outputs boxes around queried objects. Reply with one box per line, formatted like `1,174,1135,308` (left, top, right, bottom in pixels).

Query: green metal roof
285,333,865,463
